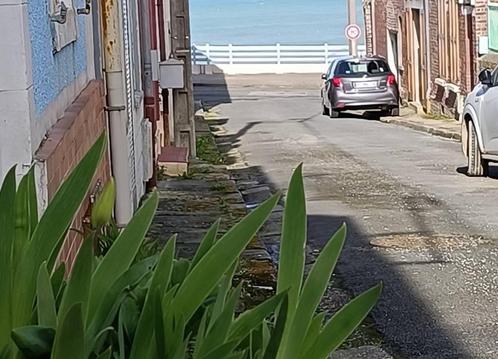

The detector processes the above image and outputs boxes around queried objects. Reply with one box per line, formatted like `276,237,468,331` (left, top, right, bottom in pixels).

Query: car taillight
331,77,342,87
387,74,396,86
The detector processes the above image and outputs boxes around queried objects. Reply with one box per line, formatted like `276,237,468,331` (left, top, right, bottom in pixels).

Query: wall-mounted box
158,58,185,89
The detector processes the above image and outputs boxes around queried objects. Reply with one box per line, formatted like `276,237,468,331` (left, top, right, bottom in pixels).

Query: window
489,3,498,52
335,60,390,76
438,0,460,83
50,0,78,52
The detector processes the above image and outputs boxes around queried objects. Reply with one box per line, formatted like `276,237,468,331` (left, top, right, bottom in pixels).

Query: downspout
101,0,133,225
424,0,432,113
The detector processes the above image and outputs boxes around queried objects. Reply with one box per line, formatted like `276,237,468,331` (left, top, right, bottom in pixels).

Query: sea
189,0,365,46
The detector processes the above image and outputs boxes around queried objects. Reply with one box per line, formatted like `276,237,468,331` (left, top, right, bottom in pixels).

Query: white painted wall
0,1,34,181
0,0,96,212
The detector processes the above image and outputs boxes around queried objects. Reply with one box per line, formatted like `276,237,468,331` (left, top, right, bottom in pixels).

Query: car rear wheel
390,106,400,117
330,109,340,118
467,121,488,176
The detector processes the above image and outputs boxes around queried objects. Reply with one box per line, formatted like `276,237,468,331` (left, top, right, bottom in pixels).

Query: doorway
406,8,427,109
387,31,399,80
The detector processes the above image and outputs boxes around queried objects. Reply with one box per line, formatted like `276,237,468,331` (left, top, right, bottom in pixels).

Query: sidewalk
380,107,462,142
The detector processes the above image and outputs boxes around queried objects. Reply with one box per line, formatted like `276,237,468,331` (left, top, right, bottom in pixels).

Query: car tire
330,109,340,118
390,106,400,117
322,103,330,116
467,121,488,177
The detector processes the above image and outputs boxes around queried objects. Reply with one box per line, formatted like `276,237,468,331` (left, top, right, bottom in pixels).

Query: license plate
355,81,377,89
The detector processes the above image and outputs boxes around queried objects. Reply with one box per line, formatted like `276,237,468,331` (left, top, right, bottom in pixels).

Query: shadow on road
193,71,232,109
194,77,474,358
456,165,498,180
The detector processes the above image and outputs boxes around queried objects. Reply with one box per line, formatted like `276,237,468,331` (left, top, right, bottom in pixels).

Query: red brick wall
428,0,442,113
474,0,489,72
363,2,374,54
35,80,111,271
374,0,388,58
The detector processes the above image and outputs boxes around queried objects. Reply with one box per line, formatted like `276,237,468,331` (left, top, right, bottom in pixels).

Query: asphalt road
194,74,498,358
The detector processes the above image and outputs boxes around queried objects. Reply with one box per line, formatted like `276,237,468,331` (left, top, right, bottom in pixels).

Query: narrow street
195,74,498,358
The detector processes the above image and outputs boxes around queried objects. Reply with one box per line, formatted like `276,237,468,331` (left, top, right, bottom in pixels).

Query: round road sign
345,24,361,41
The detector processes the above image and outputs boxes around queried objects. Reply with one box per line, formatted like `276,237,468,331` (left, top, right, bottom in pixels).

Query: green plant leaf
129,237,175,359
302,283,383,359
96,347,112,359
210,275,231,330
12,134,106,328
0,166,16,349
153,289,166,359
262,294,289,359
229,291,287,343
52,303,85,359
120,296,140,343
280,224,347,358
50,263,66,310
36,262,57,328
198,284,241,357
277,164,306,313
58,237,93,320
14,167,38,262
163,311,186,358
11,325,55,358
302,312,325,355
0,345,11,359
86,255,158,355
192,309,209,359
191,219,220,268
171,259,191,288
87,191,159,324
202,340,240,359
173,193,280,321
91,178,116,229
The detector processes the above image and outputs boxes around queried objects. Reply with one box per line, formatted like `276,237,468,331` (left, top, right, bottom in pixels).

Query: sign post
347,0,359,56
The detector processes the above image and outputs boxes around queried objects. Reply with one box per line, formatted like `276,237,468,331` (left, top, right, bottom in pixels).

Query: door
480,69,498,153
412,10,421,104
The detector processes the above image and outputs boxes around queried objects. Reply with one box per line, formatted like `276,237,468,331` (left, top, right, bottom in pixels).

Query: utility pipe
101,0,133,225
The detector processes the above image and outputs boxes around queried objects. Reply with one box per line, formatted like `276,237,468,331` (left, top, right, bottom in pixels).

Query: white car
462,67,498,176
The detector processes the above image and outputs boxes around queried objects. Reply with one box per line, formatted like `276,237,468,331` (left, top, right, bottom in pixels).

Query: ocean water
189,0,364,45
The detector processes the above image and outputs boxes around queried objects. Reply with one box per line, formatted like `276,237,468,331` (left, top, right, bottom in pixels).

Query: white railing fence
192,43,367,74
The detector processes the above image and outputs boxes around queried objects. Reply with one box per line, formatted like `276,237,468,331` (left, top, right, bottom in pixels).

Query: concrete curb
380,117,461,142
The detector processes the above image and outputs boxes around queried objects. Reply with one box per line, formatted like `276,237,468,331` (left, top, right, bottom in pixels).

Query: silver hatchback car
461,66,498,176
321,56,400,118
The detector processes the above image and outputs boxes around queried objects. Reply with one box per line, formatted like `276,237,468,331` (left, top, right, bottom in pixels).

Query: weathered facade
363,0,491,119
0,0,194,270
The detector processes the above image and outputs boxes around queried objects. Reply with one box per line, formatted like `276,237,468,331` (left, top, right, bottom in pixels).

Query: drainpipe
101,0,133,225
424,0,432,113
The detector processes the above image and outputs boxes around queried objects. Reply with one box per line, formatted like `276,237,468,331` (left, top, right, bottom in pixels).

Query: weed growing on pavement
196,135,225,165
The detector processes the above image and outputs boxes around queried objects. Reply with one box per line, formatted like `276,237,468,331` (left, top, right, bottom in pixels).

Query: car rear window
335,60,390,76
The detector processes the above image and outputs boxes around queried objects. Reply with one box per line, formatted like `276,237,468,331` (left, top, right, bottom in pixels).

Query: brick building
362,0,490,119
